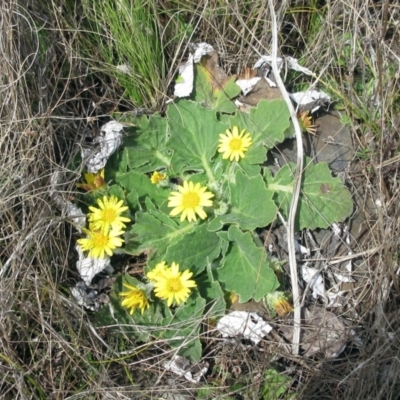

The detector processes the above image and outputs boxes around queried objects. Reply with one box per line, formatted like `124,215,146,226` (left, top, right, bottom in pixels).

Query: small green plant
261,368,294,399
355,147,371,160
75,57,353,361
75,0,167,108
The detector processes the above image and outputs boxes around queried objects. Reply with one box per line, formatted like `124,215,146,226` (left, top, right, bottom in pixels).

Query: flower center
229,138,243,151
92,231,108,247
182,192,200,208
167,277,184,293
132,290,143,300
102,209,117,222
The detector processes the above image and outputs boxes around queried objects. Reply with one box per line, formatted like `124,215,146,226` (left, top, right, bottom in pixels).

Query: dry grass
1,0,400,398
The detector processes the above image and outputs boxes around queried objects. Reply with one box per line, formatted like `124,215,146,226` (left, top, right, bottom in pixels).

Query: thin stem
268,0,302,356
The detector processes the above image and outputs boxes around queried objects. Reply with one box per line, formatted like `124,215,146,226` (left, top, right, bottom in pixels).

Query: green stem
201,154,216,184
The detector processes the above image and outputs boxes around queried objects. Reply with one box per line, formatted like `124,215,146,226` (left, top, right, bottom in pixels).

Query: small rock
311,111,355,172
270,111,355,173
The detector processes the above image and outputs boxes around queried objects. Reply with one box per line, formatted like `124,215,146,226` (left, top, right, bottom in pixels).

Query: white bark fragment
217,311,273,345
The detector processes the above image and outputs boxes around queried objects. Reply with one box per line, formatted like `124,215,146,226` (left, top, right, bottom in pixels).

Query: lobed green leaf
123,114,171,173
208,168,277,231
165,224,221,275
126,198,195,259
216,225,279,302
264,159,353,230
116,171,169,209
192,62,241,113
167,100,225,180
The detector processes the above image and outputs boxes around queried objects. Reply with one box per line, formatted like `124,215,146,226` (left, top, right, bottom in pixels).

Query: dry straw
1,0,400,398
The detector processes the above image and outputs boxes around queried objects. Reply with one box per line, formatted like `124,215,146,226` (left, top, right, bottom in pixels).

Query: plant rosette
75,61,353,361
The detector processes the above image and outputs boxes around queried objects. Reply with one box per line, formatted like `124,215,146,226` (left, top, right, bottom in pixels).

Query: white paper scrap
286,56,314,75
332,223,342,237
326,290,346,307
217,311,273,345
290,90,331,111
174,54,194,98
333,272,355,283
65,202,86,232
75,245,111,285
82,121,123,173
234,99,245,108
192,42,214,63
302,264,325,299
70,282,99,311
50,171,86,232
163,355,208,384
253,55,284,72
236,77,261,95
295,240,310,256
265,76,277,87
253,55,315,77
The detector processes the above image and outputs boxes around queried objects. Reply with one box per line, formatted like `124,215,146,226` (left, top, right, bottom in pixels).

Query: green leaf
197,264,226,317
161,293,206,361
193,61,240,113
123,114,171,173
116,171,169,209
217,231,230,257
96,275,205,360
261,368,292,399
264,159,353,230
227,99,291,154
165,224,221,275
216,226,279,302
106,149,128,178
213,76,241,113
126,198,195,259
126,189,139,211
97,274,205,360
95,274,170,343
108,184,125,200
167,100,226,179
208,169,277,231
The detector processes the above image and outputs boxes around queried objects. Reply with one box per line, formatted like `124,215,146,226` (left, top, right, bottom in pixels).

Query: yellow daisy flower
298,110,317,135
120,283,150,315
168,181,214,223
218,126,253,162
146,261,168,282
150,171,167,184
76,169,105,191
152,262,197,307
77,227,125,259
88,195,130,233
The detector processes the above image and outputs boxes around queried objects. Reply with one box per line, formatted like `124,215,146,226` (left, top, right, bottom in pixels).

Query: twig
268,0,303,356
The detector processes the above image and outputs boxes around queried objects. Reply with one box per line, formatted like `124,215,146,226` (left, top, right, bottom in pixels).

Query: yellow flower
273,298,293,316
265,291,293,316
168,181,214,223
298,110,317,135
152,262,197,307
218,126,253,162
88,195,130,233
150,171,167,184
120,283,150,315
76,169,105,191
77,227,125,259
228,292,239,307
147,261,168,282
